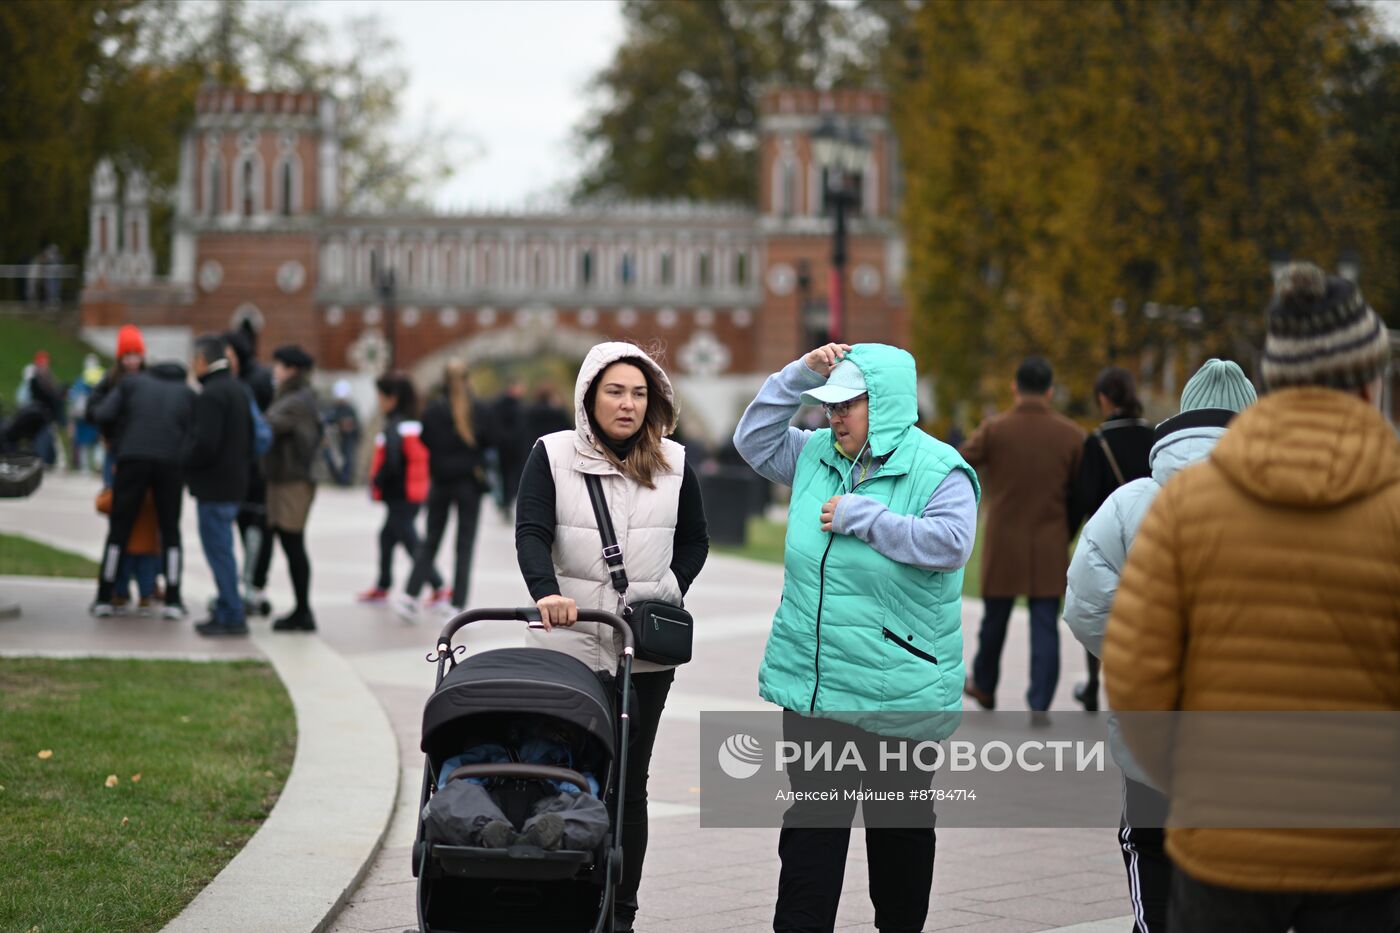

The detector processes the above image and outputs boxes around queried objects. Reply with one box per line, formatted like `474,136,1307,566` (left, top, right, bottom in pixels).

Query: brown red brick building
81,86,910,438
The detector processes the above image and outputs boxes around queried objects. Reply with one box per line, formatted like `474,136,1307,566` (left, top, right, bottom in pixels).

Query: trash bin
700,467,753,547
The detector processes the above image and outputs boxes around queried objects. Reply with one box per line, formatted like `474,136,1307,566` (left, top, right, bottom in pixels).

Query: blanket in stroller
422,780,609,852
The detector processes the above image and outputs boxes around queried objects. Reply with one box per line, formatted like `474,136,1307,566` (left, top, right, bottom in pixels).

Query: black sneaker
195,619,250,637
272,611,316,632
1072,681,1100,712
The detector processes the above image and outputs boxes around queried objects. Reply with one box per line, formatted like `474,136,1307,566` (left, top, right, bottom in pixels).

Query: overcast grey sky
312,0,623,211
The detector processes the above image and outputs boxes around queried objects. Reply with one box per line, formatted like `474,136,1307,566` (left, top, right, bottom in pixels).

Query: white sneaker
89,602,115,618
389,593,419,623
161,603,189,621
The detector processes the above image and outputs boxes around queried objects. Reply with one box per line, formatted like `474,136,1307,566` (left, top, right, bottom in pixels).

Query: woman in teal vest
734,342,979,933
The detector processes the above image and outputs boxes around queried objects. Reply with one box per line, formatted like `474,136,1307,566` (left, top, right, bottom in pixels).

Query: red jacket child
370,414,430,503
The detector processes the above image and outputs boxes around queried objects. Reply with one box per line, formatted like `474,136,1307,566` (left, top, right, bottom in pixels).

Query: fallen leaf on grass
104,775,119,788
264,770,274,778
121,817,129,826
36,749,53,760
179,716,191,724
130,774,141,783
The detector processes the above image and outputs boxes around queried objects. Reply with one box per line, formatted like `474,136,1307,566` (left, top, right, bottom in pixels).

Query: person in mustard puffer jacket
1105,263,1400,932
734,342,980,933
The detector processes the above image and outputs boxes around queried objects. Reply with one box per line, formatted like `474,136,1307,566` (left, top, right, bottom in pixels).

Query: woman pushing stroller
515,341,710,933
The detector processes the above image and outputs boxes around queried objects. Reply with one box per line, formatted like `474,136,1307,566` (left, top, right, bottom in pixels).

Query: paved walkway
2,473,1133,932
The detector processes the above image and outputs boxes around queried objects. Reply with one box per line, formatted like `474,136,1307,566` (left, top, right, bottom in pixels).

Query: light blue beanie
1179,359,1257,413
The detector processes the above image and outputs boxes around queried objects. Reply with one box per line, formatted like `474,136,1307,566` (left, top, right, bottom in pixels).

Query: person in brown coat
959,356,1084,716
1105,262,1400,932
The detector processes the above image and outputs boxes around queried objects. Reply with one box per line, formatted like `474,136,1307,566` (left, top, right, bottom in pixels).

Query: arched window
98,216,108,253
781,160,796,216
697,251,712,288
533,249,544,287
206,157,223,216
241,158,256,217
620,252,634,287
280,160,295,215
580,250,594,287
660,251,674,287
734,251,749,287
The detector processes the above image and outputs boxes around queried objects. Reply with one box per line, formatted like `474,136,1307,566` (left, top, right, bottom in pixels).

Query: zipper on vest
882,627,938,665
809,466,879,712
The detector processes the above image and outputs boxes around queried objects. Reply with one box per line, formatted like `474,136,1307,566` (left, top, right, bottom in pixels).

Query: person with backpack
361,372,443,606
1069,366,1153,711
185,334,253,637
264,345,321,632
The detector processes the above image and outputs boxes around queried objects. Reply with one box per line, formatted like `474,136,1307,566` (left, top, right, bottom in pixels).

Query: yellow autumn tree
892,0,1388,420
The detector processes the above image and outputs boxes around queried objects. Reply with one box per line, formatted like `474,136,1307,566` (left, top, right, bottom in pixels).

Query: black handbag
583,473,693,666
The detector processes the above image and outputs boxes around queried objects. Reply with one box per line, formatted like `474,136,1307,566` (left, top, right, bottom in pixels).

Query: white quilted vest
526,429,685,673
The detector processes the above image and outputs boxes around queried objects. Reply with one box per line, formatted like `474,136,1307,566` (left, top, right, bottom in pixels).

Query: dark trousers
376,502,440,591
613,668,675,927
1169,868,1400,933
237,506,273,590
97,459,184,607
406,480,482,607
774,711,936,933
1120,777,1171,933
275,528,311,616
971,596,1061,711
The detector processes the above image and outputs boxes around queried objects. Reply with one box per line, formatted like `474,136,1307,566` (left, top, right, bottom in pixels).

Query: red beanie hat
116,324,145,358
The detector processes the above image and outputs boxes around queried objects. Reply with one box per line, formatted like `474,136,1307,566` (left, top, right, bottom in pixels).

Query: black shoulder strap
1092,429,1127,488
583,473,629,598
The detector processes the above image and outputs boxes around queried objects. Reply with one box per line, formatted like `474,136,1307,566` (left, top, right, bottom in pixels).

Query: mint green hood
759,343,979,739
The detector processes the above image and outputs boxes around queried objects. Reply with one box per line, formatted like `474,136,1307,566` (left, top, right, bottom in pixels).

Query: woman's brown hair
444,358,475,445
585,356,676,489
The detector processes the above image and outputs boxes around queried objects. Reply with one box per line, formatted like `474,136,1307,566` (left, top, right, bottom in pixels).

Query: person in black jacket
89,356,195,618
1071,366,1152,711
397,359,492,618
186,335,253,636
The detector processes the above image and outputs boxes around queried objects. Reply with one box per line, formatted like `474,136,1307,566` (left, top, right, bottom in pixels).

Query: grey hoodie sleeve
733,358,826,486
831,469,977,572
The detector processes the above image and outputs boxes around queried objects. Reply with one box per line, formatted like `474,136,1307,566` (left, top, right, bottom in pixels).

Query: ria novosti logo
718,733,764,779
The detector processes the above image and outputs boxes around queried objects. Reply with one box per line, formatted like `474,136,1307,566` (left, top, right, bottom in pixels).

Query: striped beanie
1261,262,1389,391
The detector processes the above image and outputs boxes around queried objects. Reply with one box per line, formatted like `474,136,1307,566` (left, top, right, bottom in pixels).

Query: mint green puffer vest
758,344,980,739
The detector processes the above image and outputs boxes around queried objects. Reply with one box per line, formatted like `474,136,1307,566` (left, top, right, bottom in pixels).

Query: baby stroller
413,607,636,933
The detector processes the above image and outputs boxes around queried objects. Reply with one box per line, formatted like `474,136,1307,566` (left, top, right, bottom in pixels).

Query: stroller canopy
422,647,616,764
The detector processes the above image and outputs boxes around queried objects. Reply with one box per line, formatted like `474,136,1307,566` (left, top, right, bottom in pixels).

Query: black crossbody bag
583,473,693,666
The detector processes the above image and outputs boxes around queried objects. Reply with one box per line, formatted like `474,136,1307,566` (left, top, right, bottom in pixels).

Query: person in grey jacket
264,345,322,632
1063,358,1256,933
90,359,195,618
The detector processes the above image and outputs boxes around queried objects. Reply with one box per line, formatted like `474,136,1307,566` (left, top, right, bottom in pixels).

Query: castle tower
754,88,906,370
119,169,154,285
84,159,120,286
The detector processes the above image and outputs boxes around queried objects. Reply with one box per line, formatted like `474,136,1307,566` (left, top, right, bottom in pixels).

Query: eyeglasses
822,395,866,418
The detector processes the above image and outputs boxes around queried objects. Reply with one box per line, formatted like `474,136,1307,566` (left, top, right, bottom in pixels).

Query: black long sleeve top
514,442,709,602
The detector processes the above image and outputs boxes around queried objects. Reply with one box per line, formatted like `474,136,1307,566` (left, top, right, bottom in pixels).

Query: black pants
1170,868,1400,933
406,480,482,607
97,459,184,607
774,711,936,933
275,527,311,616
237,506,273,590
376,502,440,591
1120,777,1171,933
613,668,674,927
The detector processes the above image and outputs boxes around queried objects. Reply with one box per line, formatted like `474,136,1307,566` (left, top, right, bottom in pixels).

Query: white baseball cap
800,359,868,406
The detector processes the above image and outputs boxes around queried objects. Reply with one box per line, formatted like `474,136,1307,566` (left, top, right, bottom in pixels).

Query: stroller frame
413,607,635,933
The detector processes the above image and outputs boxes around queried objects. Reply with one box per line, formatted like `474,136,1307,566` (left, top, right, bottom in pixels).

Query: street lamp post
371,252,397,372
811,119,867,344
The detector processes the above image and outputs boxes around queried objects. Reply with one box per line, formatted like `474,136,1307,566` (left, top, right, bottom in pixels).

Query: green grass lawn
0,533,100,578
0,313,107,412
0,658,296,932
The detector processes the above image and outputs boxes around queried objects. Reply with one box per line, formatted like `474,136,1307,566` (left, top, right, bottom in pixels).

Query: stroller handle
436,607,634,655
444,762,592,794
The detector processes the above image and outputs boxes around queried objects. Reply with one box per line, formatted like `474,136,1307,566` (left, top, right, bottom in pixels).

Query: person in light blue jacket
1063,358,1256,933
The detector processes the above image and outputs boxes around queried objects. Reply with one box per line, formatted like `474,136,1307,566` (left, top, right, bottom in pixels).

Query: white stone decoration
618,307,638,327
198,260,223,293
733,308,753,328
401,306,421,327
477,306,497,327
439,307,460,328
276,260,306,294
349,328,388,374
767,262,796,296
678,330,731,377
696,307,715,327
853,263,881,297
536,307,557,329
657,308,677,329
364,305,382,325
231,302,264,332
578,307,598,327
325,305,344,326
